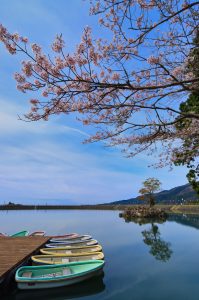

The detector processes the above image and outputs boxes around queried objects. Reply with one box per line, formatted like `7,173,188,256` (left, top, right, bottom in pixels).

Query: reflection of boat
31,252,104,264
46,239,98,248
29,231,45,236
40,245,102,255
11,231,29,237
16,260,105,290
50,234,92,243
14,271,105,300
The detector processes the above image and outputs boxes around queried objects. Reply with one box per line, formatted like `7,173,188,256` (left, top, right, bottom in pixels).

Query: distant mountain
109,183,198,205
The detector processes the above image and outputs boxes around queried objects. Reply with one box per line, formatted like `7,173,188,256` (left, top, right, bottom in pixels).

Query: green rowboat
11,230,29,237
16,260,105,290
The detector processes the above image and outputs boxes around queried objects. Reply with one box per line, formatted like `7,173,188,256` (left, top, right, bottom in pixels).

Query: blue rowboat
50,235,92,243
46,239,98,248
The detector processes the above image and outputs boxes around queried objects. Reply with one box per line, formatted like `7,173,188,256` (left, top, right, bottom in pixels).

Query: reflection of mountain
168,214,199,230
6,272,105,300
142,224,173,262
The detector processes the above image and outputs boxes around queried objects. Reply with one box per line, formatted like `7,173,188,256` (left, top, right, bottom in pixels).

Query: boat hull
29,231,45,236
50,233,78,239
17,269,103,290
32,252,104,264
50,235,92,243
0,233,6,237
11,231,29,237
16,260,105,290
40,245,102,255
46,239,98,248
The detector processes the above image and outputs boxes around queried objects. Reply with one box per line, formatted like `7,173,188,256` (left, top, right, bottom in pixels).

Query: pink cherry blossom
0,0,198,169
52,34,65,53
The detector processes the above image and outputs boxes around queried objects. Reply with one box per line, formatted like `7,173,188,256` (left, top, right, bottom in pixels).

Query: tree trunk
149,195,155,207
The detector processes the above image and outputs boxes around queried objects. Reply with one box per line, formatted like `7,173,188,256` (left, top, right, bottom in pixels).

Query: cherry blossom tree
0,0,199,167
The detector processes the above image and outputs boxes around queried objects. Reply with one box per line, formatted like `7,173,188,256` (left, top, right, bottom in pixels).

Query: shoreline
1,204,199,215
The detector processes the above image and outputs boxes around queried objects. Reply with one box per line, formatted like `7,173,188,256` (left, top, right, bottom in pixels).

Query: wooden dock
0,236,49,294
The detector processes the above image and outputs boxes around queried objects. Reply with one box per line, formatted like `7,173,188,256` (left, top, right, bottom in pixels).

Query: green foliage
139,177,161,207
175,94,199,197
180,93,199,114
187,168,199,195
175,30,199,197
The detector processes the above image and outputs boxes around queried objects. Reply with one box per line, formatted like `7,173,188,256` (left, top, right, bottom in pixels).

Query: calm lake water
1,209,199,300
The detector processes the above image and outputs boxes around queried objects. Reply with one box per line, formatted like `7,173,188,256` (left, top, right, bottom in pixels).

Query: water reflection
121,216,173,262
169,213,199,230
3,210,199,300
7,272,105,300
142,223,172,262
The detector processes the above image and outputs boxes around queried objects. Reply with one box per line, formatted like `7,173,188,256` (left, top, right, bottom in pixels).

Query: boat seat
62,267,72,275
62,258,69,263
22,272,32,278
40,272,62,278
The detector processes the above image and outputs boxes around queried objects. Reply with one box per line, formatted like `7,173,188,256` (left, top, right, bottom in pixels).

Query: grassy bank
168,204,199,215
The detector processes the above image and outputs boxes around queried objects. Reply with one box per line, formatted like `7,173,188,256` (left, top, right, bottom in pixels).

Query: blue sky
0,0,188,204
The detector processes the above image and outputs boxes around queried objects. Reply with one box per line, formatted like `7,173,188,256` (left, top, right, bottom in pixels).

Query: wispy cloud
0,98,89,137
0,141,140,204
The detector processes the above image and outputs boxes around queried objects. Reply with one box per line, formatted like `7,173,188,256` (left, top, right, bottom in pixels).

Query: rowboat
31,252,104,265
16,260,105,290
0,232,7,237
46,239,98,248
40,245,102,255
50,233,78,239
50,235,92,243
11,231,29,237
29,231,45,236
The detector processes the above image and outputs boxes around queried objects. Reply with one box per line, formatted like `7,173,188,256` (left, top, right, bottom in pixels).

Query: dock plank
0,236,49,280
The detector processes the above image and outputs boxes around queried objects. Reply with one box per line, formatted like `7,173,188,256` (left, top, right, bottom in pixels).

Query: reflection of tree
119,215,173,262
142,224,172,262
123,217,166,225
